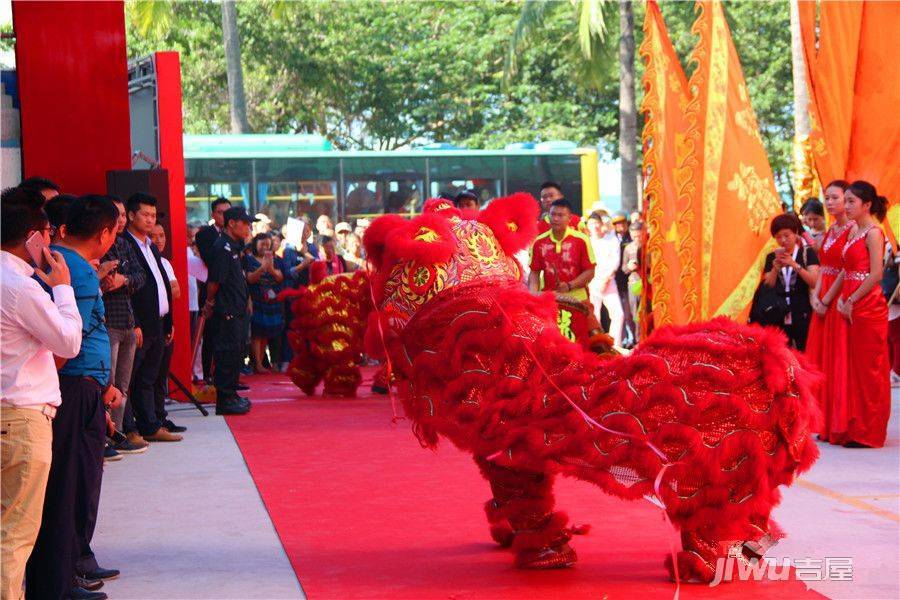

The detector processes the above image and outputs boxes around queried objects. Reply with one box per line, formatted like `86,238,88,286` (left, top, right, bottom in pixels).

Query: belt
845,270,868,281
0,403,57,419
820,266,841,277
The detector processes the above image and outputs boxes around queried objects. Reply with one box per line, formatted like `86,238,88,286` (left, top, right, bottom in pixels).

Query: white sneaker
890,371,900,388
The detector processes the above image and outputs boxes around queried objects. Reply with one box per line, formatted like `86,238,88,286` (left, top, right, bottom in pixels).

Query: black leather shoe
82,567,120,581
70,586,107,600
163,419,187,433
216,399,250,415
74,575,103,591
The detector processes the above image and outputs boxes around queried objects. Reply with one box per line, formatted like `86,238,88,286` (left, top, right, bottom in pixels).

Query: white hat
254,213,272,224
355,218,372,228
335,221,352,233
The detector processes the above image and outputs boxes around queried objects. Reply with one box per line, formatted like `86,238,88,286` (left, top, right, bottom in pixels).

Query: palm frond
576,0,608,60
503,0,552,86
128,0,175,39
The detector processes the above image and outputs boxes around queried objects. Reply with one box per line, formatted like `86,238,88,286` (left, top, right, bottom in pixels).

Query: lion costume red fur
285,270,370,397
362,194,820,581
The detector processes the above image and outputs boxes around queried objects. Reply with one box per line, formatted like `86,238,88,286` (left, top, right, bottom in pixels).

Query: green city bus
184,134,599,227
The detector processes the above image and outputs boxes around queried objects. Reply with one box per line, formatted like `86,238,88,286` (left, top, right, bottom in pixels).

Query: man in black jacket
122,193,181,442
203,207,254,415
194,197,231,381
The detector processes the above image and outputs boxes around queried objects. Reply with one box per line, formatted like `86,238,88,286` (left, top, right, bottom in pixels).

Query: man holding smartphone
1,187,82,600
98,197,150,452
26,195,124,600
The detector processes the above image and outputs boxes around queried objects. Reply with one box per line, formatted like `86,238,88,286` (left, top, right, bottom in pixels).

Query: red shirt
530,228,595,300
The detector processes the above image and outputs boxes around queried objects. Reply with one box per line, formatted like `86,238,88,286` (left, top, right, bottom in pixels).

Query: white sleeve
187,251,208,283
161,258,177,282
595,239,620,281
17,281,83,358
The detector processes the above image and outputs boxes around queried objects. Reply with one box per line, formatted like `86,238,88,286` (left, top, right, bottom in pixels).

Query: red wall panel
13,0,131,194
155,52,192,395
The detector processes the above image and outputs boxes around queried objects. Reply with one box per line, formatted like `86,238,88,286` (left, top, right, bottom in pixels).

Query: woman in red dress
808,181,851,441
833,181,892,447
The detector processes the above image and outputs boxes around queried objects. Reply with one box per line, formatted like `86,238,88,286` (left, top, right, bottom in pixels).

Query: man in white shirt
586,211,626,346
122,194,180,442
149,223,187,435
1,191,82,600
186,224,208,381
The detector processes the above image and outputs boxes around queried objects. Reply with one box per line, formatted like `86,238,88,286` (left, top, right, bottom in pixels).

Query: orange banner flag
683,0,782,321
798,0,862,188
639,0,696,326
801,0,900,239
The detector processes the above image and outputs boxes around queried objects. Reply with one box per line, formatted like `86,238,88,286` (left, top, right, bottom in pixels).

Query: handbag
749,248,805,326
749,281,789,326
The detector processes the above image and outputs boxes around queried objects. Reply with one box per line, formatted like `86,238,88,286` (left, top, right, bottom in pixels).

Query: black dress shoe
236,383,250,391
74,575,103,591
81,567,120,581
163,419,187,433
216,398,251,415
70,586,107,600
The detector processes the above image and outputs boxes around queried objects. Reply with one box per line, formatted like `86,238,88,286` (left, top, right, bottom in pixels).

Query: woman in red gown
833,181,892,448
808,181,852,441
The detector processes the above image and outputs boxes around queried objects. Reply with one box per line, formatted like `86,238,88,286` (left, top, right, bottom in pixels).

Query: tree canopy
125,0,793,183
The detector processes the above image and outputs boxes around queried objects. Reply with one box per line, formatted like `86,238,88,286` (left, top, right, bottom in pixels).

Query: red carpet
226,369,824,599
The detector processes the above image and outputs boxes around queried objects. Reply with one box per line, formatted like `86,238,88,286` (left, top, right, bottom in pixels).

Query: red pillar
12,0,131,193
154,52,192,397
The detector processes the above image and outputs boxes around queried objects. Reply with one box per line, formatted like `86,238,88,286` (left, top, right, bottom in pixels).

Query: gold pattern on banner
726,164,783,234
714,240,777,318
699,4,729,320
639,13,673,327
734,85,764,146
791,134,821,210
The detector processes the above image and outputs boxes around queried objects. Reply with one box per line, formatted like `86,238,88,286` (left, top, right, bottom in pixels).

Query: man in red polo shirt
537,181,584,235
529,199,595,300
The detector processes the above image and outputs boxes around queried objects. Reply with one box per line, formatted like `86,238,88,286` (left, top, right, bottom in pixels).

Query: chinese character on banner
793,558,824,581
825,557,853,581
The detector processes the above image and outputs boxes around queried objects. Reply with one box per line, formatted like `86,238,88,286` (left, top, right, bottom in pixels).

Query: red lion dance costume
286,269,370,397
363,195,820,581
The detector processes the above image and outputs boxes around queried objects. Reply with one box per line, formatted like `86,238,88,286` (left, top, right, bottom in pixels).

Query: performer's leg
666,511,779,583
475,457,575,569
603,290,625,346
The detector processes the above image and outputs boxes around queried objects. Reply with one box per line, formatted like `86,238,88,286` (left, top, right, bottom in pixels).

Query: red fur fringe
385,213,456,265
477,192,540,255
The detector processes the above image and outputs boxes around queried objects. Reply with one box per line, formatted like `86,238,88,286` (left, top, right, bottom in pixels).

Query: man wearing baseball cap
334,221,352,251
202,207,257,415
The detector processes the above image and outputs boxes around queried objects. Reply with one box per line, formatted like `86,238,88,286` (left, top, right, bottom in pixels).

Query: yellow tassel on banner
791,134,820,211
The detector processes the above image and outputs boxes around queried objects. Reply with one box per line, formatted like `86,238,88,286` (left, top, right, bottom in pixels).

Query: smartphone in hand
24,230,48,269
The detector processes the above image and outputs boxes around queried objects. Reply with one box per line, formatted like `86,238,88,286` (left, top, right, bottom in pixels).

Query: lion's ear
385,213,456,265
363,214,407,271
423,197,461,218
477,192,539,255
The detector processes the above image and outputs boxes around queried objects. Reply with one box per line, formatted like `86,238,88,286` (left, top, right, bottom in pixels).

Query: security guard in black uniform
202,207,255,415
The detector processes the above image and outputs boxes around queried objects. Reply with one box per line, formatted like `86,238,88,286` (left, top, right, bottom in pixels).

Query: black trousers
213,313,245,402
26,376,105,600
202,311,219,381
154,341,174,417
128,327,165,436
615,275,636,344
